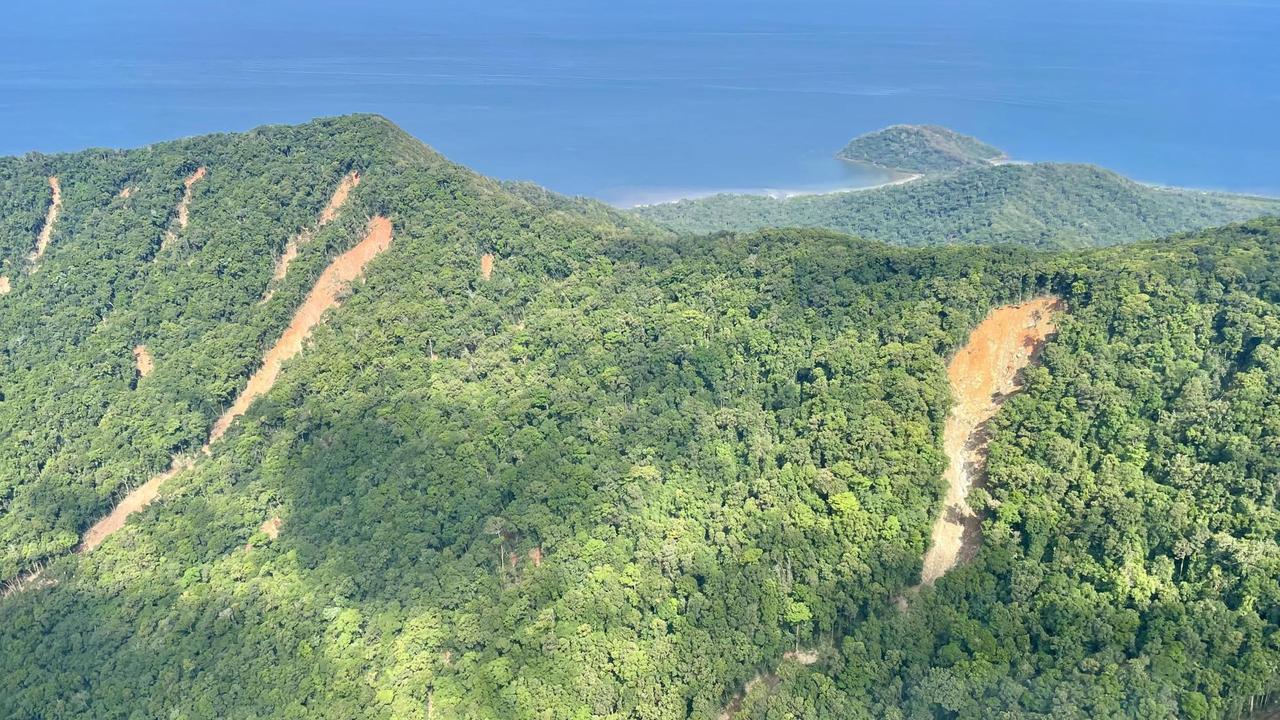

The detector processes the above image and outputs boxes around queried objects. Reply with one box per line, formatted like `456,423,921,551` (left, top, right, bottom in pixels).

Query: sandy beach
621,171,923,208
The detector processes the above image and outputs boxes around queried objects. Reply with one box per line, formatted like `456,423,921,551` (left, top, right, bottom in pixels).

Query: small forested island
1,115,1279,720
634,126,1280,248
836,124,1007,175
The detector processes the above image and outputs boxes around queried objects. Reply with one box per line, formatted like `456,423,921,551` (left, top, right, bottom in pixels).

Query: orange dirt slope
917,296,1062,586
75,216,393,556
27,176,62,269
209,215,392,444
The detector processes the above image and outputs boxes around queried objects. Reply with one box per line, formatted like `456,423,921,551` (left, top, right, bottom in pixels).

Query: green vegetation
1,116,1279,719
0,115,432,580
632,163,1280,249
836,125,1005,175
734,220,1280,719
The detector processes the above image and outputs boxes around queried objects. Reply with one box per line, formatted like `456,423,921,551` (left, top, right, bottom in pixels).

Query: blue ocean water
1,0,1276,204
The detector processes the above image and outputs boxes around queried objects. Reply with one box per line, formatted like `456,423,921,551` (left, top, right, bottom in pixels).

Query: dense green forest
0,115,436,580
1,116,1278,719
632,162,1280,249
835,124,1005,175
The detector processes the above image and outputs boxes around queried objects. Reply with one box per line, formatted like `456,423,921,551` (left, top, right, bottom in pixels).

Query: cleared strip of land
271,171,361,284
160,167,207,252
917,296,1061,586
76,215,393,555
27,176,61,269
210,215,391,443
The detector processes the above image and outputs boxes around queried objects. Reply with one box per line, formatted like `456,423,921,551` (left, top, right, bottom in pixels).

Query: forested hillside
732,220,1280,720
836,125,1005,175
0,115,430,580
0,116,1278,720
632,163,1280,248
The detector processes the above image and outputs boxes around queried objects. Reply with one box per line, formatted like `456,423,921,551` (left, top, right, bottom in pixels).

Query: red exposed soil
176,167,206,230
259,516,283,539
79,457,195,552
73,216,392,556
209,216,393,444
480,253,494,281
27,176,61,269
160,167,206,253
318,171,360,225
133,345,155,377
917,296,1061,587
269,171,362,288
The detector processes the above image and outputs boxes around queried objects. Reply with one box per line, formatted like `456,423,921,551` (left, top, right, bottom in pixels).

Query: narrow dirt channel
27,176,61,269
79,458,194,552
75,215,393,555
210,215,392,443
917,296,1061,586
160,167,207,253
263,171,361,301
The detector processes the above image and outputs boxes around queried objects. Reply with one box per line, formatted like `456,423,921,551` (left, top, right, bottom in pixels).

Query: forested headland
835,124,1006,175
632,162,1280,249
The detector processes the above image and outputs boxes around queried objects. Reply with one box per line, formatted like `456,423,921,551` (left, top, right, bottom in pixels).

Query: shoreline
622,170,923,209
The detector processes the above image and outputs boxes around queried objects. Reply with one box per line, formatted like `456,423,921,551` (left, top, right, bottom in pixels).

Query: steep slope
918,296,1060,587
26,175,61,268
265,170,362,298
633,162,1280,248
0,118,1278,720
837,124,1005,174
727,219,1280,720
0,115,423,580
209,215,392,444
77,216,391,555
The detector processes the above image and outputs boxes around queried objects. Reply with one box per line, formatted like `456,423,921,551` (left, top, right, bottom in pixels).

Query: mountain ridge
633,160,1280,248
0,115,1278,720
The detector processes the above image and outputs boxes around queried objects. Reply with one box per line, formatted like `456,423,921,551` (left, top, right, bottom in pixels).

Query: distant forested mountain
0,116,1278,720
633,162,1280,248
836,124,1007,175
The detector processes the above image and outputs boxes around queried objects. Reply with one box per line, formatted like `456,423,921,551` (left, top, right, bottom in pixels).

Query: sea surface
1,0,1276,204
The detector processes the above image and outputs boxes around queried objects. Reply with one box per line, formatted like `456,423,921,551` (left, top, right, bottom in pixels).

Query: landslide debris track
133,344,155,377
271,171,361,284
917,296,1062,587
209,215,392,443
74,215,394,559
159,167,207,253
27,176,62,269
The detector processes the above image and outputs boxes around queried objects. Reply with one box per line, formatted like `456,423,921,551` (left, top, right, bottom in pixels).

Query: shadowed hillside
0,117,1278,720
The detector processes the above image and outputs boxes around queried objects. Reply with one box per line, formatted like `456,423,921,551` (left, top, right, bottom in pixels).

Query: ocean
1,0,1276,204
